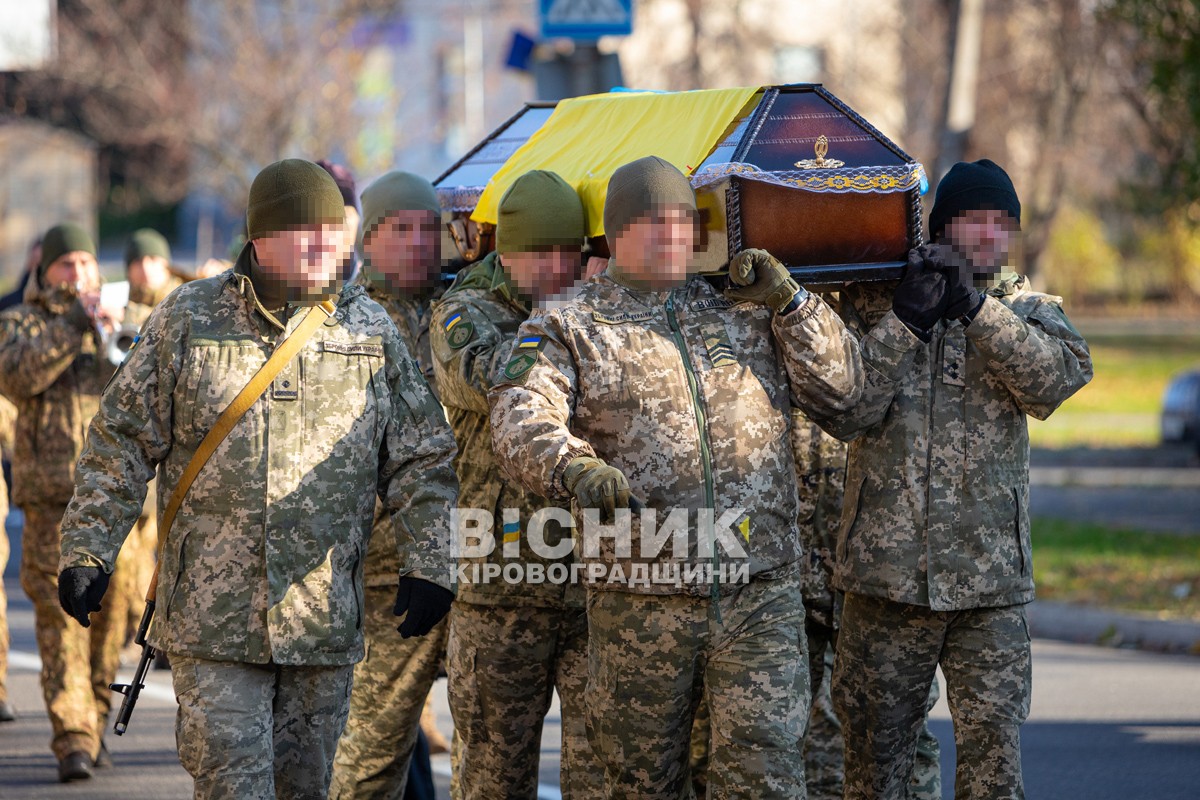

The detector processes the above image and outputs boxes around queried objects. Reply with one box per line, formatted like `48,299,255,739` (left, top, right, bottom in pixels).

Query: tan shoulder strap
147,300,335,599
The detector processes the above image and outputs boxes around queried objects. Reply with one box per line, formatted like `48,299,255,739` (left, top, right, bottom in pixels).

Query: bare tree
3,0,405,215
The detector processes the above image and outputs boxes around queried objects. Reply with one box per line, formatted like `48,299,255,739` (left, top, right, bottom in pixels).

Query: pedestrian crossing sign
540,0,633,41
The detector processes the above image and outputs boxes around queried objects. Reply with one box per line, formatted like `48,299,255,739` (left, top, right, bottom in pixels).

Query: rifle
109,592,157,735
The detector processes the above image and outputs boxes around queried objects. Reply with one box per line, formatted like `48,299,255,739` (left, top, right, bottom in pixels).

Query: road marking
10,649,178,704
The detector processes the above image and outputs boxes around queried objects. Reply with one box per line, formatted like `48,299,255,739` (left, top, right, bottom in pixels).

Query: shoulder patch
447,320,475,349
443,311,476,349
502,335,547,382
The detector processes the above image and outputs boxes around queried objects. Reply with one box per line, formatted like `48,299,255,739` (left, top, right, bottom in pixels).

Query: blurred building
0,117,97,287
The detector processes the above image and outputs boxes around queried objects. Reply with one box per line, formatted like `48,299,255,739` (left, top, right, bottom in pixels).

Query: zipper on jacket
665,292,721,614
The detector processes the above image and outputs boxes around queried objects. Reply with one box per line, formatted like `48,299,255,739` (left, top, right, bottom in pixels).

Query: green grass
1030,333,1200,448
1033,518,1200,621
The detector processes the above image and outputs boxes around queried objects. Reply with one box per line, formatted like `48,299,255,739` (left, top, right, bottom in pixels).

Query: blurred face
611,204,695,289
127,255,172,292
500,246,582,302
44,251,99,291
943,208,1019,283
251,224,346,299
363,210,441,293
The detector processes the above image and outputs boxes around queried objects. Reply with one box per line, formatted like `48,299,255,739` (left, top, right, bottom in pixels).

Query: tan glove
563,456,630,523
724,248,806,313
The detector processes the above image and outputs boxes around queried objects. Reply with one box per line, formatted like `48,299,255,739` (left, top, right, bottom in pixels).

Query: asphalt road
4,578,1199,797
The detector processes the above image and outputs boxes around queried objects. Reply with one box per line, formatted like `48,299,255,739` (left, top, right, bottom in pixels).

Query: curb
1028,600,1200,656
1030,467,1200,488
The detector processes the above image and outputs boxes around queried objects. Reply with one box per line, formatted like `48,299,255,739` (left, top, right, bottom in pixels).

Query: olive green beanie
124,228,171,266
603,155,697,239
360,171,440,242
246,158,346,239
495,170,584,254
39,223,96,277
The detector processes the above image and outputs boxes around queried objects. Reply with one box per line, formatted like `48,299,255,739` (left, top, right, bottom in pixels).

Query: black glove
938,249,986,323
393,576,454,638
58,566,110,628
892,246,950,342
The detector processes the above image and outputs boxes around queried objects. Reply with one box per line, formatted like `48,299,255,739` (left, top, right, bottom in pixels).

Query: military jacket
356,271,443,395
355,270,447,587
488,270,864,596
431,253,579,608
824,278,1093,611
0,285,114,507
58,253,459,666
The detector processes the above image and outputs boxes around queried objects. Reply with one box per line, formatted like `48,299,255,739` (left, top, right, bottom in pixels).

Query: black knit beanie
928,159,1021,240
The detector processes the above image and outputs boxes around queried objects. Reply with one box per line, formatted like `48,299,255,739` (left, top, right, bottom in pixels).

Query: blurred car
1161,368,1200,452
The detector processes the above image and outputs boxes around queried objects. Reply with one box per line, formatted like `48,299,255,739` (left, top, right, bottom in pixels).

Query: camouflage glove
892,246,950,342
563,456,630,523
393,576,454,638
58,566,110,628
725,248,807,314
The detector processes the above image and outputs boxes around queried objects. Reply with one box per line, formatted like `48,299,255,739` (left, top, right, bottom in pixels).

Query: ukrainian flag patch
445,312,475,350
502,521,520,544
502,335,548,383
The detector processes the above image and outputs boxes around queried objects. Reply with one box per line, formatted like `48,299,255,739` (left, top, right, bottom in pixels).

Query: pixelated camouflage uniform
330,271,450,800
489,270,864,799
0,280,143,761
823,277,1092,800
686,407,938,800
57,247,459,799
429,253,595,800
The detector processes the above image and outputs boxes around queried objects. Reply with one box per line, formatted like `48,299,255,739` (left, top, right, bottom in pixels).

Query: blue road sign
539,0,633,41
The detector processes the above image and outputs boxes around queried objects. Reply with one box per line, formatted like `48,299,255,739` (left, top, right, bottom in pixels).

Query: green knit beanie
125,228,172,266
603,155,696,239
39,223,96,277
360,171,441,243
495,170,584,254
246,158,346,239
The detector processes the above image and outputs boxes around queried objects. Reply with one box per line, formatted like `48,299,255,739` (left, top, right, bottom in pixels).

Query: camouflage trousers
447,600,597,800
18,504,133,759
329,585,449,800
833,593,1031,800
688,595,941,800
588,571,809,799
804,625,942,800
170,653,354,800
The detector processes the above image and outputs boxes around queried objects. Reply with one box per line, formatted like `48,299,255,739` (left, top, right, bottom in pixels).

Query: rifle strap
146,300,336,599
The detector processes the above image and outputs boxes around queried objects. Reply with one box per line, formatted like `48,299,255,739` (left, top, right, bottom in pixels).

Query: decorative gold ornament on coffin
795,135,845,169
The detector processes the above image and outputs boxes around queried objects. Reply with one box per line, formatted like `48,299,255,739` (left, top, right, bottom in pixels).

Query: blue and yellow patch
502,521,520,544
445,313,475,350
502,336,548,382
